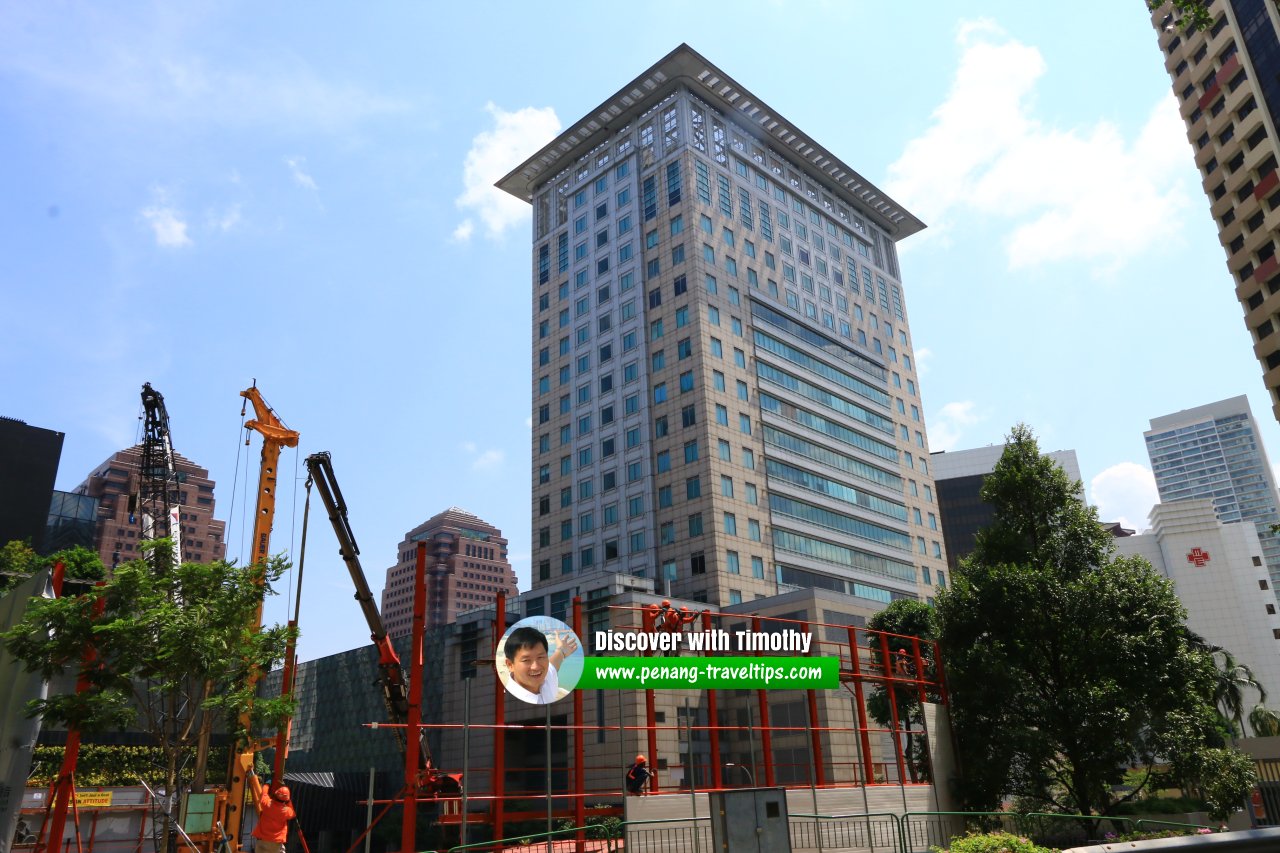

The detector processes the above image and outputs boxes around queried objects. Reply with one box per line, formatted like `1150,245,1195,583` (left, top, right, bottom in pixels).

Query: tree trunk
165,750,179,853
192,681,215,791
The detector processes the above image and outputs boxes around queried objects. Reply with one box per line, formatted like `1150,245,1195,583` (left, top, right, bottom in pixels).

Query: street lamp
724,762,754,787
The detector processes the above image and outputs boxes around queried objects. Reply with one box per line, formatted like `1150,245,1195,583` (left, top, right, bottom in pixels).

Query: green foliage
1249,704,1280,736
1109,827,1214,841
929,831,1054,853
1181,747,1257,820
1147,0,1213,34
27,744,230,787
1110,795,1207,815
1,546,295,799
0,541,105,594
935,425,1232,816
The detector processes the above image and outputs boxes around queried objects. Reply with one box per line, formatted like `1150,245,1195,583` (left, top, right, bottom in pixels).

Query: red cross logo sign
1186,548,1211,567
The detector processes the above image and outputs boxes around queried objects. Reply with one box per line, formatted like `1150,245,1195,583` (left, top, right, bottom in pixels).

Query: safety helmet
272,786,291,802
661,600,670,608
635,754,646,764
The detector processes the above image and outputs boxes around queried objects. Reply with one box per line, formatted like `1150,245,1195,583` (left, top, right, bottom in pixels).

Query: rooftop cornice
496,43,925,240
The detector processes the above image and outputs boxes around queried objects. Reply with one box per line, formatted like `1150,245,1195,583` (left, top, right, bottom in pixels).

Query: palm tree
1181,629,1269,735
1212,650,1267,735
1248,704,1280,737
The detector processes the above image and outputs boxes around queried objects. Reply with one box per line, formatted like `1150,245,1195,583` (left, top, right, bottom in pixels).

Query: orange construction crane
216,383,300,852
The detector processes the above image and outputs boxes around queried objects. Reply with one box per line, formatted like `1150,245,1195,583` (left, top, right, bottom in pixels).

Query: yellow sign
73,791,113,808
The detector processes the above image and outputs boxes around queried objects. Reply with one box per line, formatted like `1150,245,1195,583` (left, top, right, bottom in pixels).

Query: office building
930,444,1083,572
1114,499,1280,733
1148,2,1280,423
1145,395,1280,593
0,417,64,553
380,508,517,634
74,446,227,569
499,44,947,609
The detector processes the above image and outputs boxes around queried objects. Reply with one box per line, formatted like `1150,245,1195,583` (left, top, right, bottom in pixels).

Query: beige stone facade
506,44,948,614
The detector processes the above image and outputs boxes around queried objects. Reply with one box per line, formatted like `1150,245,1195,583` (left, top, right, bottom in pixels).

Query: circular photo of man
496,616,583,705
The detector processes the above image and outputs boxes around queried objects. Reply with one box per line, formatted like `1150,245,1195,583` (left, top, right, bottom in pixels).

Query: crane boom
136,382,182,570
220,385,300,851
302,451,461,795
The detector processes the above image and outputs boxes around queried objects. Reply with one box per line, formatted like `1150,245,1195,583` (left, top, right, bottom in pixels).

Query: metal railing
424,809,1215,853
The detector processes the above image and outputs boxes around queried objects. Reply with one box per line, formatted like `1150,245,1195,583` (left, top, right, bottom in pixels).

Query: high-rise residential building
1114,499,1280,734
1144,395,1280,592
74,446,227,569
1148,2,1280,423
930,444,1083,573
499,44,948,609
380,508,517,635
0,416,64,553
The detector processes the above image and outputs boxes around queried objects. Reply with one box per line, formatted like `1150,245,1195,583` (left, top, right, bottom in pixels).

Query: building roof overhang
496,43,925,240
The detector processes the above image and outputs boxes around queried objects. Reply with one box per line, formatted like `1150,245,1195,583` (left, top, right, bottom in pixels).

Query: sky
3,1,1272,663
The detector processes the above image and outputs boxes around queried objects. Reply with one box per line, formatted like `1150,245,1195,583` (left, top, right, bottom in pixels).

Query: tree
0,541,104,595
1148,0,1213,34
866,599,938,783
1249,704,1280,737
1,543,295,839
935,425,1251,816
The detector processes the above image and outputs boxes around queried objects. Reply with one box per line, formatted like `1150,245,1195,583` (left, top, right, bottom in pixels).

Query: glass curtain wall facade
1145,395,1280,595
501,45,948,609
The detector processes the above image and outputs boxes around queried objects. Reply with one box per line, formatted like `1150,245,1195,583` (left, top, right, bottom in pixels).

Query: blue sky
3,1,1270,662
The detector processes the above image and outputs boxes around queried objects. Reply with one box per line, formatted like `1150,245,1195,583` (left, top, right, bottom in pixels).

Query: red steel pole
40,573,102,853
401,542,426,853
910,638,928,703
752,616,775,787
847,627,875,785
878,632,907,784
271,620,299,784
701,611,721,791
802,622,825,787
571,598,585,853
493,593,506,843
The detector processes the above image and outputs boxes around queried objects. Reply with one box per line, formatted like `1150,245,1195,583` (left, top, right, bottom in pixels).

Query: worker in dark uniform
626,755,651,795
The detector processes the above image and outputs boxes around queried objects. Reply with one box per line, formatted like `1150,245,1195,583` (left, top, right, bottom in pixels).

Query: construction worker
246,767,295,853
626,755,651,795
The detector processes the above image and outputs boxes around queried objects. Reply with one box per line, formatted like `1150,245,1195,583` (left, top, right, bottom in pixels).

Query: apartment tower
499,44,947,609
1145,395,1280,593
380,508,517,635
1149,1,1280,423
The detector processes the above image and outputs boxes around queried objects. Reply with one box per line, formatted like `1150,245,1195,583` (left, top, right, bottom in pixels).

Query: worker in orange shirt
246,767,295,853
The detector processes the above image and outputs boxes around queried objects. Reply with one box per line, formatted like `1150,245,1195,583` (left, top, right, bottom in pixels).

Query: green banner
577,656,838,690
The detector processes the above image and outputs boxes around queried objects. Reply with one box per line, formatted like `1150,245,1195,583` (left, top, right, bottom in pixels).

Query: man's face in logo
507,644,549,694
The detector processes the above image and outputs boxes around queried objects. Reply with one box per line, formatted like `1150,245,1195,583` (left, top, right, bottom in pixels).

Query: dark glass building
0,417,64,553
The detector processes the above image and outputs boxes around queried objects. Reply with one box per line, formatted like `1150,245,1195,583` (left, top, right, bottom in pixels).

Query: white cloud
285,156,318,191
886,21,1189,274
140,189,192,248
1090,462,1158,532
208,203,242,233
471,449,504,472
0,7,408,132
453,220,475,242
929,400,982,452
914,347,933,376
459,441,503,473
455,102,561,241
